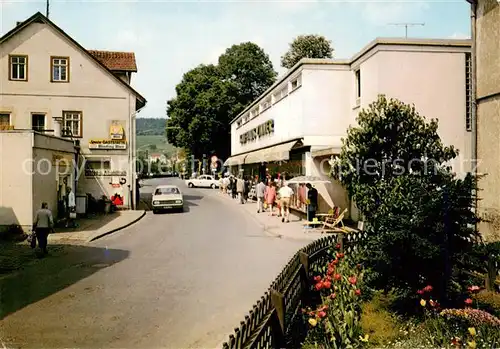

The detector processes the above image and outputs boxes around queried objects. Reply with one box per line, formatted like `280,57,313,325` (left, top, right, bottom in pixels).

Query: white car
151,185,184,213
185,175,219,189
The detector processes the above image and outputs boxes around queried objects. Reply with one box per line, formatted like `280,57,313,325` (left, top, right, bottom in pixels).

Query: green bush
473,290,500,317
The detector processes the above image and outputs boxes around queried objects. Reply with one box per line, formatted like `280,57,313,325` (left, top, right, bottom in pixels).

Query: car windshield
155,187,180,195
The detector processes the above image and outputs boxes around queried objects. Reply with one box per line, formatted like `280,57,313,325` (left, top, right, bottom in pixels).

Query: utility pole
388,23,425,38
46,0,50,18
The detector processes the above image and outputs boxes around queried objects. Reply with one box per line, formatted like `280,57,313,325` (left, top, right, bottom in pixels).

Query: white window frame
51,57,69,82
62,111,82,137
9,55,27,81
31,113,46,132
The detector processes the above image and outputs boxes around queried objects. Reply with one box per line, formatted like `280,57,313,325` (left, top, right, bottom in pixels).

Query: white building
0,12,146,230
225,38,472,220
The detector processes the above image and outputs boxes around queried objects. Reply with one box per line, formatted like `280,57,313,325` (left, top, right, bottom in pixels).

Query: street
0,178,306,349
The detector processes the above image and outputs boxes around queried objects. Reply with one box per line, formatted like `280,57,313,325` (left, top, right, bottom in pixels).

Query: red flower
348,276,357,285
335,243,341,250
332,259,339,265
326,275,332,281
355,289,361,296
315,282,323,291
465,298,473,306
336,252,345,259
313,276,321,282
417,289,424,295
468,285,481,293
318,311,326,318
423,285,433,293
339,253,345,259
330,292,336,299
327,267,334,275
334,274,341,281
323,281,332,289
429,300,436,307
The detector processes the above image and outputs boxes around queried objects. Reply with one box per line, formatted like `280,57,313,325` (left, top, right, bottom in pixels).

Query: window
355,70,361,101
32,113,46,131
465,52,472,132
62,111,82,137
155,187,180,195
51,56,69,82
291,79,298,90
0,113,10,127
9,55,27,81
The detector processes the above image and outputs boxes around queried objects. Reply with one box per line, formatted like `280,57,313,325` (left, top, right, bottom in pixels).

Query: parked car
185,175,219,189
151,185,184,213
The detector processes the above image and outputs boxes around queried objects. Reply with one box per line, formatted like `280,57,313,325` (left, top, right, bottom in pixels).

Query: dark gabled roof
0,12,146,109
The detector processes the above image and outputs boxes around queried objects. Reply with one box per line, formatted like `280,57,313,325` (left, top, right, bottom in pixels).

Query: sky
1,0,471,119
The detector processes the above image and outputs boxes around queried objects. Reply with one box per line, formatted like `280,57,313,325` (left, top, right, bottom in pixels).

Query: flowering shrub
302,247,368,348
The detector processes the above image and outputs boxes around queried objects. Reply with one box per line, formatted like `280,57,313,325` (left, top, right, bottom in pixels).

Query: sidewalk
215,192,325,242
48,210,146,244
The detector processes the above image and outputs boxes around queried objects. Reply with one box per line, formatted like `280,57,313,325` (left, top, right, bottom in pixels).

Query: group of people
220,174,319,223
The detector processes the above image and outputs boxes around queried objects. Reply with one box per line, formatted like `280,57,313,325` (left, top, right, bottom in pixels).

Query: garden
301,95,500,348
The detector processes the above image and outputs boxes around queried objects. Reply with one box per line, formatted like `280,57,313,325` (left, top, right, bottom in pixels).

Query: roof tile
88,50,137,72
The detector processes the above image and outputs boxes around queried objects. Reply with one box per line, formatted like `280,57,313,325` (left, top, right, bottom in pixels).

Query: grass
136,135,177,155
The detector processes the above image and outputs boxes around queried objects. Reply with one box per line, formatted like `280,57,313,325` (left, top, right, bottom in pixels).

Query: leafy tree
166,42,277,160
281,34,334,69
333,95,480,311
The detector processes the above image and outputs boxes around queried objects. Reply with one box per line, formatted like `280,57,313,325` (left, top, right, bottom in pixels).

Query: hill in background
136,118,178,156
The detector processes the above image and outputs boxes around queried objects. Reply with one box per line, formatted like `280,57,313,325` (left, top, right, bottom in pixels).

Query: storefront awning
311,147,341,158
223,154,246,167
244,140,299,164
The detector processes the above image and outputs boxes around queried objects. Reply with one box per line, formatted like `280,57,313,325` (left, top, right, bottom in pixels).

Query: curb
87,210,146,243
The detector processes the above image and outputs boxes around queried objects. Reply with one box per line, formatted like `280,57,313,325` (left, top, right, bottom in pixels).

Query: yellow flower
420,299,426,307
468,327,476,336
467,341,477,348
308,318,317,327
359,334,369,342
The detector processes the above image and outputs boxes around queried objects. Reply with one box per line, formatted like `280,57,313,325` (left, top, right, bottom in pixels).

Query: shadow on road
0,243,129,319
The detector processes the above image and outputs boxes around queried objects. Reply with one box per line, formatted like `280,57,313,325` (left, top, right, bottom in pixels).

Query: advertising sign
109,120,126,140
85,169,127,177
240,119,274,145
89,139,127,150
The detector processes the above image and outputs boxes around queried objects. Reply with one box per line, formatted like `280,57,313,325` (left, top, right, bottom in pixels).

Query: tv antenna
388,23,425,38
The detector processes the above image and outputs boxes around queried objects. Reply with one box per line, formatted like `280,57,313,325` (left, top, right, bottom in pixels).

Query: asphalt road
0,178,306,349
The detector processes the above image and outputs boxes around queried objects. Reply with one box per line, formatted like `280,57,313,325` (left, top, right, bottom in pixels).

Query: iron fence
222,230,368,349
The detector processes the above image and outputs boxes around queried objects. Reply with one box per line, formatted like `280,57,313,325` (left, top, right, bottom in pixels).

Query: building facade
0,12,146,229
469,0,500,241
225,38,472,220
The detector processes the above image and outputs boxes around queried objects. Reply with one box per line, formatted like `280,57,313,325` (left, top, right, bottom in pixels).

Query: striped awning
223,154,246,167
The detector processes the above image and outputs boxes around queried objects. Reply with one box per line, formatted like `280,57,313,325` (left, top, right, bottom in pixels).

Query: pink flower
318,311,327,318
468,285,481,293
313,276,321,282
423,285,433,293
348,276,357,285
330,292,336,299
323,281,332,289
315,282,323,291
334,274,341,281
355,289,361,296
465,298,473,306
417,289,424,295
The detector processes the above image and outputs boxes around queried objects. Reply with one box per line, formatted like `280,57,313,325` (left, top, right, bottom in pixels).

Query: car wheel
211,183,216,189
188,182,194,188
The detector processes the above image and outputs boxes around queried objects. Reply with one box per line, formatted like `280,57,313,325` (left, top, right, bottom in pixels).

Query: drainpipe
130,103,146,210
470,0,478,215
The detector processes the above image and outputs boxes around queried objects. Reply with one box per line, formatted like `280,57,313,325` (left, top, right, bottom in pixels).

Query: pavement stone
48,210,146,244
213,192,326,242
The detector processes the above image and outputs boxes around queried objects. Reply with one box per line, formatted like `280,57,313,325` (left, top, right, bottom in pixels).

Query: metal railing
222,231,368,349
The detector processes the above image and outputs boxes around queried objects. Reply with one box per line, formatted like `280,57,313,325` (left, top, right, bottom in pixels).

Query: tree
333,95,479,311
166,42,277,160
281,34,334,69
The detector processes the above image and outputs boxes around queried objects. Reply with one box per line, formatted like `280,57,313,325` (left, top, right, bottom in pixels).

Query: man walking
236,176,245,204
33,202,53,255
278,181,294,223
256,178,266,213
306,183,318,221
66,187,76,228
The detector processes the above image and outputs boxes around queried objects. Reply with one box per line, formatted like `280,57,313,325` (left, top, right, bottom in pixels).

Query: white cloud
449,32,471,39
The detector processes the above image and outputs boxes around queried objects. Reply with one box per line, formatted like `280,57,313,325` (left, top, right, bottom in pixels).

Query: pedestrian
236,176,245,204
256,178,266,213
278,181,294,223
306,183,318,221
243,176,250,203
265,181,277,216
66,187,76,228
33,202,53,256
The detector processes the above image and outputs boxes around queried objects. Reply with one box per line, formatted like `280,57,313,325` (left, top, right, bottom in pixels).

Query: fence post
338,233,345,254
299,251,310,304
485,256,496,291
270,289,286,348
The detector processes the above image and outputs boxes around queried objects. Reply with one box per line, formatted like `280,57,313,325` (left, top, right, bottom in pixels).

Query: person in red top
264,181,277,216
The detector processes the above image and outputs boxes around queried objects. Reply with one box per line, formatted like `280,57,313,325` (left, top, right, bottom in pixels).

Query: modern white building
225,38,472,220
0,12,146,230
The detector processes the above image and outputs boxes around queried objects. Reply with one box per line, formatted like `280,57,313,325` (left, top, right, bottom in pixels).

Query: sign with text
240,119,274,145
89,139,127,150
85,169,127,177
109,120,125,140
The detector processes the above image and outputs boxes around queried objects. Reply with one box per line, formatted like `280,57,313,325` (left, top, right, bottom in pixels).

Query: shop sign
110,120,126,140
240,119,274,145
89,139,127,150
85,169,127,177
0,125,14,131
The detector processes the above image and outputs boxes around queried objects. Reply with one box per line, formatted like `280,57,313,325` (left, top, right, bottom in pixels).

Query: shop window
62,111,82,137
32,113,45,131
